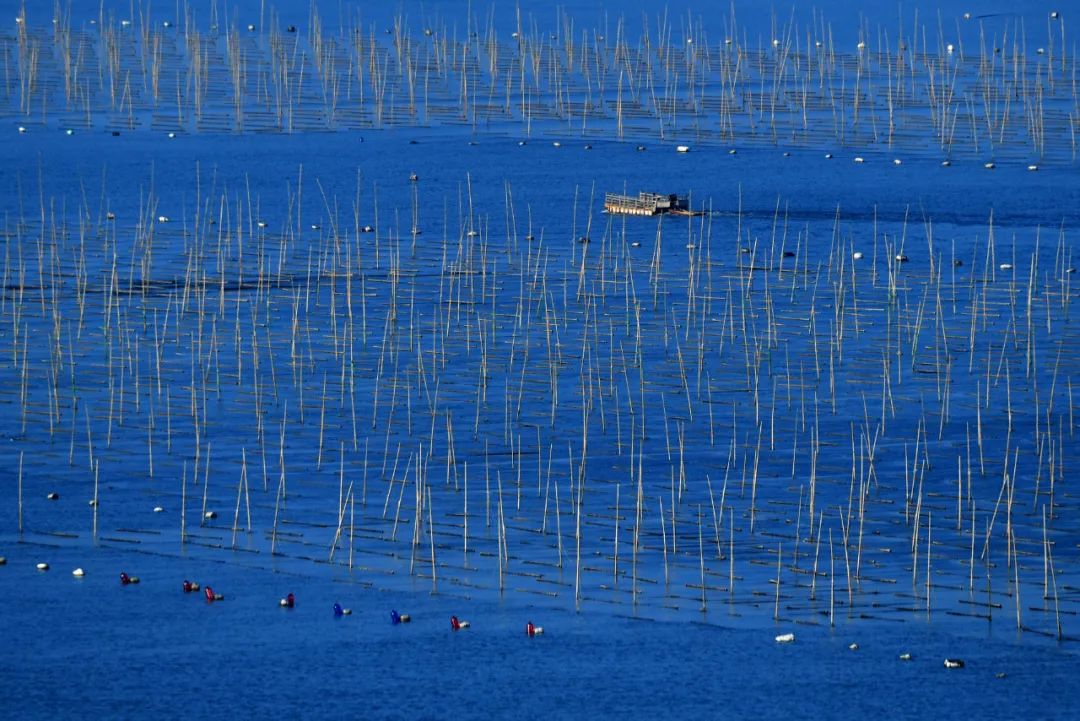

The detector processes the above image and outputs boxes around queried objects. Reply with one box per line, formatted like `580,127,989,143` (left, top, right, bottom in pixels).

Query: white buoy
167,132,176,138
72,568,85,577
896,254,909,262
676,145,690,153
247,23,255,31
37,562,50,571
899,653,913,661
1037,48,1045,55
1051,12,1060,20
893,158,902,165
946,43,955,54
849,642,859,650
853,252,864,260
65,129,74,136
824,153,833,159
0,557,6,565
158,215,170,223
941,160,951,167
631,241,641,248
775,632,795,643
856,41,865,50
999,263,1013,270
1027,164,1038,171
552,141,561,147
257,220,268,228
46,492,59,500
18,126,26,133
772,39,780,47
984,162,996,169
728,148,736,155
963,12,972,20
204,510,217,519
944,659,965,669
153,506,164,513
120,19,131,27
853,157,864,163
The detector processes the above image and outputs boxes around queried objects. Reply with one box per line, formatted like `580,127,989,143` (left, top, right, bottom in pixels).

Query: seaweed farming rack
604,192,696,216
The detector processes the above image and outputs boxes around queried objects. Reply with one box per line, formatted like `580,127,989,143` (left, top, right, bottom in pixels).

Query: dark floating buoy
577,236,590,244
409,173,419,182
390,610,411,624
287,25,296,33
46,492,59,500
111,130,120,137
584,144,592,150
944,658,965,669
450,615,470,630
782,250,796,258
636,145,647,151
953,259,963,267
408,139,418,145
526,621,544,637
119,572,139,585
525,234,535,241
183,579,201,593
518,140,527,146
106,211,116,220
204,586,224,602
333,603,352,617
895,254,909,263
280,592,296,608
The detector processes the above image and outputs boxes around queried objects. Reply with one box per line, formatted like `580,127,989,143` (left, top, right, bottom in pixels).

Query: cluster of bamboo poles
2,159,1076,635
3,2,1078,159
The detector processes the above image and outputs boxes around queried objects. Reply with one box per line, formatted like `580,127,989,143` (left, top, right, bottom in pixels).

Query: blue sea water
3,0,1080,718
2,544,1078,720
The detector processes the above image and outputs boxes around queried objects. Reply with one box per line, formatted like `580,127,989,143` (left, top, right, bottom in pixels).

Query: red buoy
205,586,216,602
183,580,193,593
526,621,535,637
120,572,131,585
450,615,461,631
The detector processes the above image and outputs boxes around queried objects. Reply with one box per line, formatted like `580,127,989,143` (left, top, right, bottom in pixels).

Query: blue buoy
390,609,401,624
333,603,344,617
